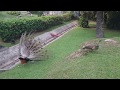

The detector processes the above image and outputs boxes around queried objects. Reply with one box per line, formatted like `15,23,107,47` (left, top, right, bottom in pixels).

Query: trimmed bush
0,16,64,42
0,13,73,42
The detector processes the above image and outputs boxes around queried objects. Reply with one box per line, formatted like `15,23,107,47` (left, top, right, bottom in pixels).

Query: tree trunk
96,11,104,38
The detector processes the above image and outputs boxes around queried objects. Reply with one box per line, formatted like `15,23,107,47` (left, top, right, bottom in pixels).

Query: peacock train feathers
19,32,48,63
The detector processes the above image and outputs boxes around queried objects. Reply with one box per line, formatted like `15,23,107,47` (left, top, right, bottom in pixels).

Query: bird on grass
18,32,48,64
82,44,99,51
82,40,102,51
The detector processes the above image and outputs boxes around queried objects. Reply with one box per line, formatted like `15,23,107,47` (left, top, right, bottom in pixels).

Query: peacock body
19,32,48,64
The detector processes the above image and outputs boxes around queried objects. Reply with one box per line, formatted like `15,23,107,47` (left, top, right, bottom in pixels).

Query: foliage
87,11,96,21
0,13,73,42
106,11,120,30
0,16,64,42
62,13,72,21
70,11,80,20
7,11,20,16
0,21,73,47
78,13,89,28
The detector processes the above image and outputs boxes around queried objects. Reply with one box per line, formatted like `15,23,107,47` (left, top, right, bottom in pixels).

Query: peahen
82,44,99,51
18,32,48,64
82,40,102,51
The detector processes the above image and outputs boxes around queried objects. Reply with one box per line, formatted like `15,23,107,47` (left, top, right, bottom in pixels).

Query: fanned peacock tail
19,32,48,61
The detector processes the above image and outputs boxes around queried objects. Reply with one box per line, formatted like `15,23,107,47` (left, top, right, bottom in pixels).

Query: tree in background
78,11,97,28
96,11,104,38
77,11,105,38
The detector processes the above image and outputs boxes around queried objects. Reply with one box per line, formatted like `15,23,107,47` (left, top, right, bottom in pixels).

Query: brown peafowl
82,40,102,51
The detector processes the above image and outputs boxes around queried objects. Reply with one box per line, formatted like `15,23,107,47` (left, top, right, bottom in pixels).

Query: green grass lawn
0,11,38,21
0,11,16,21
0,24,120,79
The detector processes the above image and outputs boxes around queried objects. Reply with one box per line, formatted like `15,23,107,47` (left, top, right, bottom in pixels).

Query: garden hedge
0,14,72,42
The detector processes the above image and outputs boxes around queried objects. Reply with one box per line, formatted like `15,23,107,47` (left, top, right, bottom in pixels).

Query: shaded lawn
0,25,120,78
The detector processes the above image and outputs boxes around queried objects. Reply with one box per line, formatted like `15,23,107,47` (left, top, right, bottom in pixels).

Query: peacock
82,44,99,51
82,40,102,51
18,32,48,64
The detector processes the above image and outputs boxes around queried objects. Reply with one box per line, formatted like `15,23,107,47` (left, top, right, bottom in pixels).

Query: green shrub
7,11,20,16
87,11,96,21
78,15,88,28
0,13,73,42
0,16,64,42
